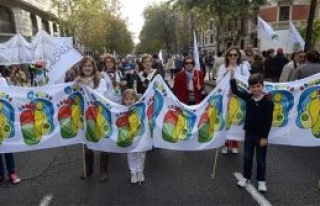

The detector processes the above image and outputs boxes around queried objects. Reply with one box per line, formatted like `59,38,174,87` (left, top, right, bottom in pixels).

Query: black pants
243,134,267,181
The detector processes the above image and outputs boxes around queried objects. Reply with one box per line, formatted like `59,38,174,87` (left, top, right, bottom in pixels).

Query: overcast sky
120,0,167,44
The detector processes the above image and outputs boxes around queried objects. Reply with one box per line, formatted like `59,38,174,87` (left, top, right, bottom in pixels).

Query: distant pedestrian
290,50,320,80
173,56,205,105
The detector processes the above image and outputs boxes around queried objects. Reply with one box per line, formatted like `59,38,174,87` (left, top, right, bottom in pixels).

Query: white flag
158,49,163,63
288,21,305,50
193,31,200,70
258,16,278,41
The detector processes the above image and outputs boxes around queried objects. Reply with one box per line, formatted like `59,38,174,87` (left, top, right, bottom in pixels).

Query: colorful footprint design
85,101,112,142
296,86,320,137
198,95,224,143
147,90,164,137
116,102,145,147
162,107,196,143
0,99,15,144
226,88,246,130
57,93,84,138
20,98,54,145
268,90,294,127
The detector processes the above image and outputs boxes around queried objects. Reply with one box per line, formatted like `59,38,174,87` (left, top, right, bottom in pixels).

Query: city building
199,0,313,53
0,0,60,43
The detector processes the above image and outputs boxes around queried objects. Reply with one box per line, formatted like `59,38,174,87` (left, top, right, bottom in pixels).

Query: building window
279,6,290,21
42,19,50,34
30,14,38,36
210,34,214,44
0,6,15,33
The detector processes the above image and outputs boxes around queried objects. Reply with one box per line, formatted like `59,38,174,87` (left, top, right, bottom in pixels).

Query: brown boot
80,147,94,179
99,152,109,182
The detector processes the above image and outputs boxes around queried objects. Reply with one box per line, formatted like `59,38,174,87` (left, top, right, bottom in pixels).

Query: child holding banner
75,56,107,181
122,89,145,184
0,73,21,185
230,69,274,193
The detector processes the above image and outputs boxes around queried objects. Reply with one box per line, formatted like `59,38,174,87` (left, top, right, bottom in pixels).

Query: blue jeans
0,153,16,175
243,134,267,181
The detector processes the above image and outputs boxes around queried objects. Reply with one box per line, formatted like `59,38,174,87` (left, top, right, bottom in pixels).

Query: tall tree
137,3,175,54
52,0,133,54
305,0,318,51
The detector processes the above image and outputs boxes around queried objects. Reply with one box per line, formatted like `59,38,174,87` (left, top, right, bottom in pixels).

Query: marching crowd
1,45,320,193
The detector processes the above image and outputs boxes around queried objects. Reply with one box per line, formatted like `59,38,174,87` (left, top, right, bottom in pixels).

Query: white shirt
216,63,251,85
102,71,122,104
0,77,8,86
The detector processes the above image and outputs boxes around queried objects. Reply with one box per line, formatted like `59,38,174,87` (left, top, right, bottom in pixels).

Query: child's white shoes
237,177,249,187
258,181,267,192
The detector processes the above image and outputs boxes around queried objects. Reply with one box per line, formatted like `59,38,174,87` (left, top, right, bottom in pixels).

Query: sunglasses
184,62,194,65
228,53,238,57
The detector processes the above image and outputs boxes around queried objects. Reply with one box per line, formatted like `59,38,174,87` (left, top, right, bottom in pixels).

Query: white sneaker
137,171,144,184
258,181,267,192
237,177,249,187
131,173,138,184
231,148,238,154
221,146,228,154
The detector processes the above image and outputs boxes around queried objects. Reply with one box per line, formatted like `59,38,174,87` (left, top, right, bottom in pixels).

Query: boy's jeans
0,153,16,175
243,134,267,181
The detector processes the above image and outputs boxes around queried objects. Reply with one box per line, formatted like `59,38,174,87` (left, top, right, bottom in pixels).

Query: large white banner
1,73,320,153
0,30,83,84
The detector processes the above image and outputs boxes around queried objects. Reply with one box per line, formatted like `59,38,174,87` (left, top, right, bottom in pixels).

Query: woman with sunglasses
216,47,251,154
173,56,205,105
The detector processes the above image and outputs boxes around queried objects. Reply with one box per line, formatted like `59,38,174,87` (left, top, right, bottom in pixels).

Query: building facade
0,0,59,42
199,0,312,53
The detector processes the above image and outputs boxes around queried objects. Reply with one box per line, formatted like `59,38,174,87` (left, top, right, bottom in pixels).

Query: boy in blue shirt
230,68,274,193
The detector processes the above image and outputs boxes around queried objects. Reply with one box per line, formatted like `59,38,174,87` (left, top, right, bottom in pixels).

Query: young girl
0,73,21,185
122,89,145,184
75,56,108,182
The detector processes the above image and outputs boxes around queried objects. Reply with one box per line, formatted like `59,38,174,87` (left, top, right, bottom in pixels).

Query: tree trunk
305,0,317,51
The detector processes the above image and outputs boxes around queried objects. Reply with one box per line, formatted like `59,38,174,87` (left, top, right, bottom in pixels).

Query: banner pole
211,148,219,179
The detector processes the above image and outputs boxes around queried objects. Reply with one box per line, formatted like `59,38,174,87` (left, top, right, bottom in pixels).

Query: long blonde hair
78,56,100,89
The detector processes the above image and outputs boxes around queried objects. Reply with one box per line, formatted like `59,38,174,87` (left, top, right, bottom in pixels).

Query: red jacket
173,69,205,105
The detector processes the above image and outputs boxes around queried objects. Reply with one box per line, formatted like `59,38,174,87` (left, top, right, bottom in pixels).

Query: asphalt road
1,143,320,205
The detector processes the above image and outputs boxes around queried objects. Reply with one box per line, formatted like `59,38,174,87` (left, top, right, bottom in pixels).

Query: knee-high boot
99,152,109,182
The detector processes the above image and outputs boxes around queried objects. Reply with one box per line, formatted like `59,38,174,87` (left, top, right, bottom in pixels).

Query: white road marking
38,194,53,206
234,172,272,206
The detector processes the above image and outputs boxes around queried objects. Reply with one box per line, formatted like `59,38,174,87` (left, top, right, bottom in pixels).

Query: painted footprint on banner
85,101,112,142
147,89,164,137
57,87,85,138
162,107,196,143
198,95,224,143
268,90,294,127
296,86,320,137
116,102,145,147
20,91,54,145
226,92,246,130
0,95,15,144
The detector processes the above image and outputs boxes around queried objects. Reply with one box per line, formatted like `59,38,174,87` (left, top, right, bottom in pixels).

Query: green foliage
300,19,320,50
52,0,134,54
137,3,175,54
